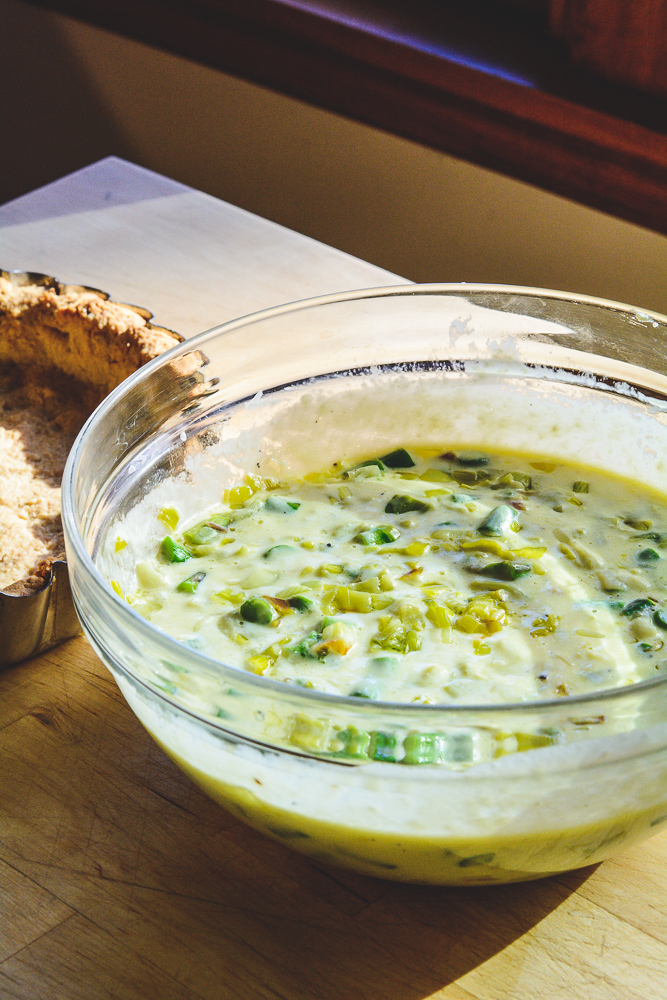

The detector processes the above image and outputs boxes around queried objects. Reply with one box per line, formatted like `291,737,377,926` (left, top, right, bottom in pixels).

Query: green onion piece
183,514,230,545
354,525,401,545
351,679,381,700
624,518,652,531
654,609,667,630
379,448,415,468
639,642,653,652
572,481,590,493
317,617,339,632
636,532,667,544
477,505,518,536
449,469,490,486
265,496,300,513
176,571,206,593
290,631,320,658
637,548,661,563
263,544,298,559
454,452,488,467
287,595,314,612
384,494,431,515
240,597,276,625
478,561,531,581
336,727,370,758
369,731,397,762
402,732,448,765
620,597,658,617
160,536,192,563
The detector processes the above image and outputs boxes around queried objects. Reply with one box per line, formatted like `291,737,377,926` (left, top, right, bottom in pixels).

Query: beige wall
3,0,667,313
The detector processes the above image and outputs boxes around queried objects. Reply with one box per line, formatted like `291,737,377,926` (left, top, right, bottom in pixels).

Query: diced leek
160,536,192,563
420,469,451,483
369,731,398,762
213,589,245,606
336,726,370,757
183,514,230,546
384,494,431,515
263,544,298,560
157,506,179,530
472,639,491,655
426,603,454,628
265,496,300,514
288,595,314,612
379,448,415,468
354,525,401,545
334,586,373,613
240,597,276,625
478,561,531,581
176,571,206,594
402,732,448,765
224,484,255,507
289,714,332,751
477,505,518,536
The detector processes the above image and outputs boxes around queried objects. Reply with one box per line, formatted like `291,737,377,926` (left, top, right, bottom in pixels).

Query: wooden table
1,157,666,999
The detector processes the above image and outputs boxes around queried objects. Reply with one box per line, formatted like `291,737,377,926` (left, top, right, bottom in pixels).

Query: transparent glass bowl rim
62,281,667,722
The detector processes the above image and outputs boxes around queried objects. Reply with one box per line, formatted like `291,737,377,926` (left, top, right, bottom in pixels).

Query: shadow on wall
0,0,134,206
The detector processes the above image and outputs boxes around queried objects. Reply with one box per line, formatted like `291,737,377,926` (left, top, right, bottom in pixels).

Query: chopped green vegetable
344,459,386,478
478,561,531,581
572,481,589,493
449,469,490,486
240,597,276,624
287,595,314,612
620,597,658,617
402,732,448,765
478,505,518,536
336,727,371,758
265,496,300,513
350,680,380,699
384,494,431,515
354,525,401,545
369,731,398,762
157,506,179,530
183,514,230,545
654,609,667,630
637,548,661,563
160,536,192,563
624,518,652,530
176,571,206,593
379,448,415,468
636,532,667,544
263,544,298,559
290,631,321,658
453,452,488,467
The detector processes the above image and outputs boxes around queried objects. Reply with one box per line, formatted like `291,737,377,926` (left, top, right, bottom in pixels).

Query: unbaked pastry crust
0,275,181,594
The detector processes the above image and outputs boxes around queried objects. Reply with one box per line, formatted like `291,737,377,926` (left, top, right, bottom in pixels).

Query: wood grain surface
1,159,667,999
2,637,667,999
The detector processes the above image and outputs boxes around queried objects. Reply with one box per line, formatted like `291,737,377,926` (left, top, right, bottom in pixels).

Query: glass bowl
62,283,667,885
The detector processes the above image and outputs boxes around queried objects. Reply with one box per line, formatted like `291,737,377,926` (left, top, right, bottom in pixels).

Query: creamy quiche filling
118,447,667,706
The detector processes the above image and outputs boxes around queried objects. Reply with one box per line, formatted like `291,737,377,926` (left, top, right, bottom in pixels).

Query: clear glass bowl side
62,284,667,884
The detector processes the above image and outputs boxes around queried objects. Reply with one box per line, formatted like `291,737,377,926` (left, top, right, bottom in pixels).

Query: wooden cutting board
1,158,666,1000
